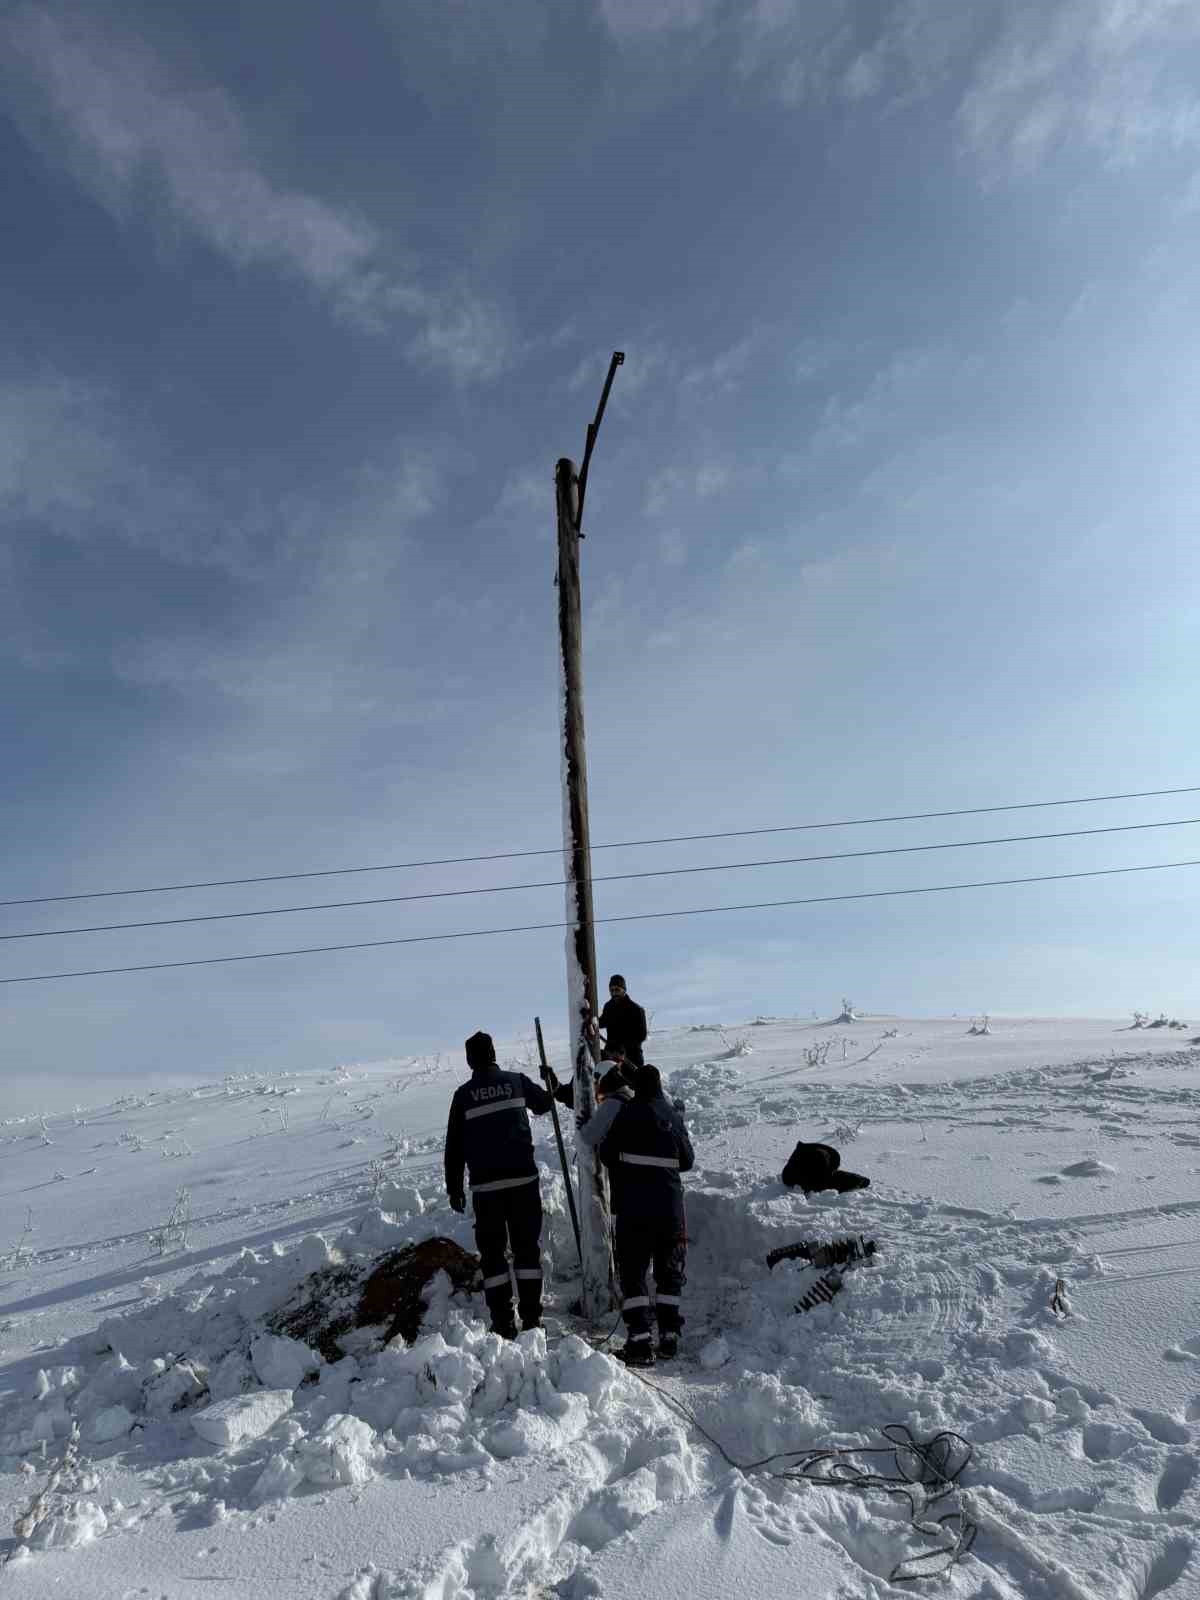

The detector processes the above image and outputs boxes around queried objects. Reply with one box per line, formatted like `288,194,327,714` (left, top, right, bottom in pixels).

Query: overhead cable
4,813,1198,942
2,784,1197,910
2,856,1196,985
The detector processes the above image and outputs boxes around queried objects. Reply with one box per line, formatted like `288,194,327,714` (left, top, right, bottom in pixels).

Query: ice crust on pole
556,456,614,1318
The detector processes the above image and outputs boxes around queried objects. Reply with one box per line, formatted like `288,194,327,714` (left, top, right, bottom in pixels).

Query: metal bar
535,1015,583,1268
574,350,624,535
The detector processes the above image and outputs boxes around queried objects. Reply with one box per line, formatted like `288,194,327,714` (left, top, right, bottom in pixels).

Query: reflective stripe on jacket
600,1092,694,1227
444,1067,553,1196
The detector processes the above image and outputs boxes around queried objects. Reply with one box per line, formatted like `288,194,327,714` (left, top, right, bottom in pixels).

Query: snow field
0,1018,1198,1596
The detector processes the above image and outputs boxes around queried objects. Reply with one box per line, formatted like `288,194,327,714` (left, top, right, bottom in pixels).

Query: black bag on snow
781,1141,869,1194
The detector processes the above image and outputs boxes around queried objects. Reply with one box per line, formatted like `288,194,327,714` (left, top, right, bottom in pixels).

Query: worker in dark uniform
444,1031,555,1338
596,975,648,1068
600,1062,694,1366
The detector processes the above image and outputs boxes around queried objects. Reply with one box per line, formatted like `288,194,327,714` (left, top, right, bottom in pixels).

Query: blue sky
2,0,1198,1085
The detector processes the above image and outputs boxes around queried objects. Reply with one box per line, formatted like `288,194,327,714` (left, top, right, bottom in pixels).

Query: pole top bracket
574,351,624,537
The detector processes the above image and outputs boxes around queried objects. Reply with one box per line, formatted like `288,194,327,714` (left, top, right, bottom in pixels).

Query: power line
2,783,1197,910
2,856,1196,986
5,813,1198,943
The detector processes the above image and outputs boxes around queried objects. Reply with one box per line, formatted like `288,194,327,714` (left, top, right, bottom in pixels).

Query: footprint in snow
1156,1455,1197,1512
1140,1538,1195,1599
1132,1407,1191,1446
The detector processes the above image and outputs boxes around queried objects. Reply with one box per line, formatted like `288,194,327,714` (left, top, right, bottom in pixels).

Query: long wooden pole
555,456,613,1317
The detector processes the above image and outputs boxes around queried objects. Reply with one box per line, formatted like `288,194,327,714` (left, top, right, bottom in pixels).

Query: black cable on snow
631,1375,977,1584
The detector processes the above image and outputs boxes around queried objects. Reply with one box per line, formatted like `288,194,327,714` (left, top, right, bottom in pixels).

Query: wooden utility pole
555,351,623,1319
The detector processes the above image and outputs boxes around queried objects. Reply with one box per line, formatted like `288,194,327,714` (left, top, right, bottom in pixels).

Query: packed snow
1,1015,1198,1597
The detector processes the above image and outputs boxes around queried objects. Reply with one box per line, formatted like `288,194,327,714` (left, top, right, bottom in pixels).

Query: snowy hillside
1,1016,1198,1598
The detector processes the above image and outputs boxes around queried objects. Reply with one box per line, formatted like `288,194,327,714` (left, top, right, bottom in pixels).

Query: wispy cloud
0,373,258,575
5,6,509,380
0,371,441,585
597,0,721,39
959,0,1200,172
644,460,733,517
807,345,942,457
605,0,1200,181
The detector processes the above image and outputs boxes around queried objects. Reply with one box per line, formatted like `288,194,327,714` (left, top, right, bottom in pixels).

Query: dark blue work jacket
444,1067,553,1197
600,1092,694,1229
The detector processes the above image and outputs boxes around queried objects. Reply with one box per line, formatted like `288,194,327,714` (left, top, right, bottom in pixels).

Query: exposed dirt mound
267,1236,480,1359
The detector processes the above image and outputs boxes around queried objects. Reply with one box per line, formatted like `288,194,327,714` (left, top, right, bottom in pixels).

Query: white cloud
679,333,760,392
0,373,259,575
0,371,442,590
5,6,508,379
720,0,1200,179
597,0,721,39
806,344,942,457
958,0,1200,171
495,466,552,523
842,44,887,101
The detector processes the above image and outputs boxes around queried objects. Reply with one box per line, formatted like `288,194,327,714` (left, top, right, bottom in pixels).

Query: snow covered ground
1,1015,1198,1598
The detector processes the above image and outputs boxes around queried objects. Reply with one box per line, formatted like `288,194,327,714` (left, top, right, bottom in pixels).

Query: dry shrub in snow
9,1424,106,1555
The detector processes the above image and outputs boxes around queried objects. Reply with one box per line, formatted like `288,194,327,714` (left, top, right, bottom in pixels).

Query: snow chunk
297,1414,381,1486
85,1404,135,1443
250,1332,321,1389
143,1358,208,1417
1061,1158,1117,1177
699,1336,731,1370
379,1180,424,1216
192,1389,294,1449
250,1450,306,1505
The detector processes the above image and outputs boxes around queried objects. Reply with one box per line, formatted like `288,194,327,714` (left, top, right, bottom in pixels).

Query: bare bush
149,1187,192,1256
9,1423,103,1555
2,1208,35,1272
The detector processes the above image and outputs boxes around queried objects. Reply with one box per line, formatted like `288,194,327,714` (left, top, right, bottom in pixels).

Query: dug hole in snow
0,1180,705,1585
0,1158,886,1590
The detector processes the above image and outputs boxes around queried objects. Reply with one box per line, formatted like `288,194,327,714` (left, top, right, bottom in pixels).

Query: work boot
657,1333,679,1360
617,1340,655,1368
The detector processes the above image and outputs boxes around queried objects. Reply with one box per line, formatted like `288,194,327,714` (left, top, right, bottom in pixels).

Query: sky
2,0,1199,1090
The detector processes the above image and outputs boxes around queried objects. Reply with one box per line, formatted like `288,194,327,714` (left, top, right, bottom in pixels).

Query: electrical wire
3,783,1196,909
4,813,1197,943
2,855,1197,985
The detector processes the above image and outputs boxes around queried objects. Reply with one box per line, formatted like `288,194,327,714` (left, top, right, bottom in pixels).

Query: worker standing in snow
444,1031,555,1338
600,1063,694,1366
596,974,648,1067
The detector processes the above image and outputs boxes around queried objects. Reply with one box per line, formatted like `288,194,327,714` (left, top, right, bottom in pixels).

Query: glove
449,1192,466,1214
673,1098,687,1115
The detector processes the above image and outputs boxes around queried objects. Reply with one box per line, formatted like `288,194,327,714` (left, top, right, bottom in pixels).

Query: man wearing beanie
597,974,648,1068
599,1062,694,1366
444,1031,556,1338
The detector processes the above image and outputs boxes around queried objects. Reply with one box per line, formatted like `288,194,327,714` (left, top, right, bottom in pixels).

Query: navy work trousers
615,1216,686,1346
472,1179,543,1331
